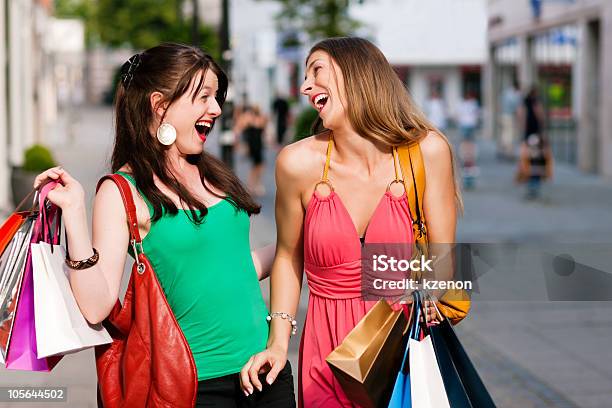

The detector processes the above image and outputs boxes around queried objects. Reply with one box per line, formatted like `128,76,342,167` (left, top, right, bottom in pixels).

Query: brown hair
308,37,463,212
111,43,260,224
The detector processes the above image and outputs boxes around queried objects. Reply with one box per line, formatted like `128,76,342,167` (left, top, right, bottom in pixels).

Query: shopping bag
388,292,423,408
1,189,39,364
5,182,63,371
409,334,451,408
429,303,496,408
32,241,111,358
0,212,27,255
326,300,409,408
0,215,36,363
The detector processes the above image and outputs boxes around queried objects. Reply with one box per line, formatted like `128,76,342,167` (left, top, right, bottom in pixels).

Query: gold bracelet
65,248,99,270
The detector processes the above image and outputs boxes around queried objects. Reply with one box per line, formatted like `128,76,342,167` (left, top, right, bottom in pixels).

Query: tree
272,0,365,40
53,0,218,56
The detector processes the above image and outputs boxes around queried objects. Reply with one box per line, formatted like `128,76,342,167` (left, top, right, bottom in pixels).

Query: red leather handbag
94,174,197,408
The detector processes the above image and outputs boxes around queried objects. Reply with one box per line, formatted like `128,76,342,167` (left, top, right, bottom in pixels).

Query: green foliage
273,0,364,40
22,145,57,173
53,0,218,56
293,107,320,142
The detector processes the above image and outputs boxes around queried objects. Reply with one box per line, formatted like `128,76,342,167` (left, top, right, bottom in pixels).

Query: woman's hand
33,167,85,213
402,298,441,325
423,299,441,325
239,343,288,396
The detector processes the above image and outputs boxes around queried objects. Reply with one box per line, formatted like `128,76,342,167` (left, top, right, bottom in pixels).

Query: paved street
1,105,611,407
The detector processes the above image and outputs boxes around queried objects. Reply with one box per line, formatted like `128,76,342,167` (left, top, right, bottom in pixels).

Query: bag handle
38,182,62,245
397,139,428,255
14,188,38,213
399,291,423,373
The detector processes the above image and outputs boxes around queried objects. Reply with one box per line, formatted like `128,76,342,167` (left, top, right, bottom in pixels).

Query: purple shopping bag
5,182,63,371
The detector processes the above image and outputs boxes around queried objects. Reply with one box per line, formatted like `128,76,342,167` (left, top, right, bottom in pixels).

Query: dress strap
314,133,336,194
392,147,401,182
388,147,403,192
322,134,334,182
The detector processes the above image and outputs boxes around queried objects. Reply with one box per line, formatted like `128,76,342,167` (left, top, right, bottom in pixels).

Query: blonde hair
308,37,463,212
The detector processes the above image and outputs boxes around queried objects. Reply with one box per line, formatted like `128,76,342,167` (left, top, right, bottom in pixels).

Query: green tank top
116,172,269,381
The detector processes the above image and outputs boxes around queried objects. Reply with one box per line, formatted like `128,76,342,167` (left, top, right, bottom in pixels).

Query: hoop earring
156,123,177,146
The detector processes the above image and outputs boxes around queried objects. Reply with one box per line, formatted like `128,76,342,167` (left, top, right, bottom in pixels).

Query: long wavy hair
111,43,260,224
308,37,463,212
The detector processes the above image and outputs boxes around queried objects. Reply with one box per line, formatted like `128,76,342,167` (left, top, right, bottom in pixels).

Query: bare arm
35,169,130,325
421,131,457,245
268,146,305,349
420,132,461,318
240,145,306,393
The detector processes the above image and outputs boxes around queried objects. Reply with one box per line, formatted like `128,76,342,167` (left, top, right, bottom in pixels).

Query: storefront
486,0,612,176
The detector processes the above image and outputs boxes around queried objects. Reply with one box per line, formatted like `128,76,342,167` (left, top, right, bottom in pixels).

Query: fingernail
244,390,250,396
267,377,274,385
257,385,262,392
248,387,253,394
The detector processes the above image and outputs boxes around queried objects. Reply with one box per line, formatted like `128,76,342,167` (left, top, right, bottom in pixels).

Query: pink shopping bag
5,182,63,371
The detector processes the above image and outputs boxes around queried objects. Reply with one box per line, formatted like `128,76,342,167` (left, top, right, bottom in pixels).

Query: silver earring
156,123,177,146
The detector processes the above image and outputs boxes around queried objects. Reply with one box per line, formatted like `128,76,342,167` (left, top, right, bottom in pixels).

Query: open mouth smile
312,93,329,112
195,119,213,141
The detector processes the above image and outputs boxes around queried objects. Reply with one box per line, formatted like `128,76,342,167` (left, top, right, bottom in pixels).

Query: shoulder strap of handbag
96,174,142,244
399,141,472,322
397,139,428,254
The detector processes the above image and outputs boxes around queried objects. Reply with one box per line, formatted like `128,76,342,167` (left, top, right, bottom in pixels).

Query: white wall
351,0,487,65
230,0,282,112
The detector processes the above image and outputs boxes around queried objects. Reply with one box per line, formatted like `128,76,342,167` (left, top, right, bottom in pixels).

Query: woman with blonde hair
241,37,466,407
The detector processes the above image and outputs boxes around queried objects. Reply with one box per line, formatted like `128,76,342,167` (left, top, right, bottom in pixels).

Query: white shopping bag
409,336,451,408
31,242,111,358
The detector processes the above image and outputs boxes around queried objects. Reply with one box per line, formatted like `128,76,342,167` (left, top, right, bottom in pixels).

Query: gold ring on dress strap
387,179,404,192
314,180,334,194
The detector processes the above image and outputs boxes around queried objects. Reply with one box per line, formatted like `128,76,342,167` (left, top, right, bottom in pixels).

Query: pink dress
298,138,414,407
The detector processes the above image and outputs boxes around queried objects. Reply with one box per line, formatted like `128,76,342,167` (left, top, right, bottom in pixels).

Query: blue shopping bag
388,292,423,408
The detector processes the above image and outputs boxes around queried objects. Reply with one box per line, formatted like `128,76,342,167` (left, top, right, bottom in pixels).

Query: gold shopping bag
326,300,408,408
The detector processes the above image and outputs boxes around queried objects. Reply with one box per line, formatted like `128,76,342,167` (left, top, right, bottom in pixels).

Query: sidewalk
1,106,611,407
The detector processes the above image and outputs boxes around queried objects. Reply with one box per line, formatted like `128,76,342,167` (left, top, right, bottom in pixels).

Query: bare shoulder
95,176,125,205
276,132,329,183
419,130,452,165
94,166,133,217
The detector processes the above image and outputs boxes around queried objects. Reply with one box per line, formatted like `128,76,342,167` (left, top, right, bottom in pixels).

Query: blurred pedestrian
457,91,481,189
33,43,295,407
240,105,268,197
272,93,291,149
516,132,553,199
425,88,449,132
499,79,521,160
240,37,468,407
516,86,553,199
518,86,545,141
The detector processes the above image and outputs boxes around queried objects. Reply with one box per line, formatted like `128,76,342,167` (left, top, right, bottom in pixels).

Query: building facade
1,0,62,209
486,0,612,176
352,0,488,122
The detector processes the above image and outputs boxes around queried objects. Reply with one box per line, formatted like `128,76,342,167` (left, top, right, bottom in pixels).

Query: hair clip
120,53,142,89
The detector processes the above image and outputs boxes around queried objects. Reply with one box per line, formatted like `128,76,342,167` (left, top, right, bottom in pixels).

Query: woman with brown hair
33,43,295,407
240,37,466,407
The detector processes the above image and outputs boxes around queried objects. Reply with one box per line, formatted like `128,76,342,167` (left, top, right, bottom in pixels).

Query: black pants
195,362,296,408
